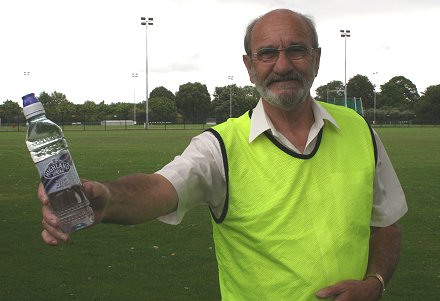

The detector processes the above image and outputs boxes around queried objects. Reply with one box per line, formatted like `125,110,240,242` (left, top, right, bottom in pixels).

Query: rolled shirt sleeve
155,126,408,228
155,132,226,225
371,131,408,227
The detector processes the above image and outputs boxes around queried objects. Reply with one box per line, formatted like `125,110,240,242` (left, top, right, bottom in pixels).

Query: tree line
1,74,439,125
316,75,439,124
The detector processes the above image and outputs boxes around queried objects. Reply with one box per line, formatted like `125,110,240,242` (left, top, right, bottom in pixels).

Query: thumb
316,285,339,299
82,180,111,207
82,180,108,199
81,180,110,224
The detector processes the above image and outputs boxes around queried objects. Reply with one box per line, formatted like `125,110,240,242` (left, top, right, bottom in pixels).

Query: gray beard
250,59,317,110
255,81,308,111
254,71,311,111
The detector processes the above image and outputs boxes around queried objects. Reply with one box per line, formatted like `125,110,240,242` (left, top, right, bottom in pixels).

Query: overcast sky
1,0,439,105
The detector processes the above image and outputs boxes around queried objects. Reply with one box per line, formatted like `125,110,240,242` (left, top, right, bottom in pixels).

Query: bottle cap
22,93,45,119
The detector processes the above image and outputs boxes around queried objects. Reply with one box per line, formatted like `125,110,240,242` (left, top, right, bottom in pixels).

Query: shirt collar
249,99,340,144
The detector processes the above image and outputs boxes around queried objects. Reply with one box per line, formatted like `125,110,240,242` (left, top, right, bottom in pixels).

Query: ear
242,54,256,84
313,48,321,77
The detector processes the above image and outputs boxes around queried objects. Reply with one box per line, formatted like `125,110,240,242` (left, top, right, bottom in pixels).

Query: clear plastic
25,109,94,233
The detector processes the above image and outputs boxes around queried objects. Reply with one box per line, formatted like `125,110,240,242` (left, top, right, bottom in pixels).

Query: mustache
263,71,303,86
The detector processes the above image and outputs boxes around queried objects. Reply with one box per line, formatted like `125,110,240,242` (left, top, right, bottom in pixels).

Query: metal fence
323,97,364,115
0,115,214,133
1,113,439,133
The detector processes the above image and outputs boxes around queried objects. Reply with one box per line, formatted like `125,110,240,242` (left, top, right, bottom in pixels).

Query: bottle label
36,150,81,194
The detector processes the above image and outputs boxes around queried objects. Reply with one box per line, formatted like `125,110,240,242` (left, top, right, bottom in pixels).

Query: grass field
0,127,439,300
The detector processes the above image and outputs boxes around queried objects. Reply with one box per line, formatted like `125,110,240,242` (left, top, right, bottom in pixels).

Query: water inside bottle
48,184,94,233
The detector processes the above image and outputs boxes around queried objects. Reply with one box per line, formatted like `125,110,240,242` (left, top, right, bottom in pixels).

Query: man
39,9,407,301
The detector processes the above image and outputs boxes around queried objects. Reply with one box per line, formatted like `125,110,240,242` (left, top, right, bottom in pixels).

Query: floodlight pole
373,71,378,124
340,29,350,107
141,17,153,129
132,73,138,124
228,75,233,118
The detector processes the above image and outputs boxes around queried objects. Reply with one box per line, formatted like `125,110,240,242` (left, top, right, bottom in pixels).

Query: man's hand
39,181,110,245
316,278,382,301
39,173,178,245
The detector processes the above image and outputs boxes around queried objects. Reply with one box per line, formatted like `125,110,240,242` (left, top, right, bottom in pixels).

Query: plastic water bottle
22,93,95,233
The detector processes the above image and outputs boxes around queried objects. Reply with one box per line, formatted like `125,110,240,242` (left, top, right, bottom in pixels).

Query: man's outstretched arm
39,173,178,245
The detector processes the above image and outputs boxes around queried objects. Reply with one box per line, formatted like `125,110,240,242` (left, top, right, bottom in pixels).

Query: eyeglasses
253,45,318,63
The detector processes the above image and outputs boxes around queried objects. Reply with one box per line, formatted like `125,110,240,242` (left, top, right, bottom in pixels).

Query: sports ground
0,127,439,300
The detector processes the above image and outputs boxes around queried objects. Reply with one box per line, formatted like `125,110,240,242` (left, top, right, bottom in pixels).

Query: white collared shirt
249,99,339,153
156,100,408,227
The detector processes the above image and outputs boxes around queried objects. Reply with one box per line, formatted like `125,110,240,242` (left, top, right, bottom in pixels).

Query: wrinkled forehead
251,11,313,49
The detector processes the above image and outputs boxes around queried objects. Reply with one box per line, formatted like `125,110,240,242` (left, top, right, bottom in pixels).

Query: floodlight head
141,17,153,26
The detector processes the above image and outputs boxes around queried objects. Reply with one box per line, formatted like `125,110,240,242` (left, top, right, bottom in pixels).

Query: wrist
364,273,386,299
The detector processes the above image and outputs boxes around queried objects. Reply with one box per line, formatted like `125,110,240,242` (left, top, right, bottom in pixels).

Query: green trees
150,86,175,101
149,97,177,122
237,85,259,116
416,85,440,123
0,100,22,124
33,91,79,123
315,80,344,101
313,74,436,124
211,85,259,123
2,74,439,125
81,100,103,122
175,82,211,123
211,85,234,122
378,76,419,110
148,86,177,123
347,75,375,109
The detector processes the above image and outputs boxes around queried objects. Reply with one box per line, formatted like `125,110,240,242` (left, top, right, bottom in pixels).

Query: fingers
42,204,58,228
38,183,63,245
38,180,103,245
316,281,353,299
316,284,341,299
316,279,380,301
41,219,69,245
38,183,49,206
41,229,66,246
41,229,57,245
41,203,69,245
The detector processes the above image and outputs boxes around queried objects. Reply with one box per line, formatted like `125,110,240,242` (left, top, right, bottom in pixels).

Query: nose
273,50,294,74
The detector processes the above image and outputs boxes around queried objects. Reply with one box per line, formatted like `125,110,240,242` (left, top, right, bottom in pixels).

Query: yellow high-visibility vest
207,102,376,301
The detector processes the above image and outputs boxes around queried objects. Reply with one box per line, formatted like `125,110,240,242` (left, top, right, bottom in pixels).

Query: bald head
244,9,319,56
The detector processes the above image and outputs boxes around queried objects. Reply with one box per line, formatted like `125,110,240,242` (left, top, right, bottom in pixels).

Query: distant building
100,120,135,126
